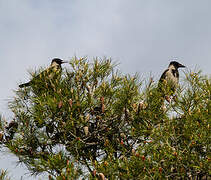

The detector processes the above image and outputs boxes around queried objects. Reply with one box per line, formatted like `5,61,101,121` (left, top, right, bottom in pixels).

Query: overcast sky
1,1,211,179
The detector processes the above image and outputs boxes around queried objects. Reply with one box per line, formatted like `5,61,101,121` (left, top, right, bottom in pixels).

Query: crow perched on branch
19,58,68,88
158,61,185,101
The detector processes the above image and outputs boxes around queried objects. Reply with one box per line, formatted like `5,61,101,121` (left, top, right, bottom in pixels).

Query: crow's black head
51,58,67,65
169,61,185,68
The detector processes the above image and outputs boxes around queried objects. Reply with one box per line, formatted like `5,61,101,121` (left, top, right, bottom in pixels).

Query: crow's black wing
158,68,177,96
159,69,168,83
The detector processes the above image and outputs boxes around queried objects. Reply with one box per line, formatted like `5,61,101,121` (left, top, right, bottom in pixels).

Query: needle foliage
0,57,210,179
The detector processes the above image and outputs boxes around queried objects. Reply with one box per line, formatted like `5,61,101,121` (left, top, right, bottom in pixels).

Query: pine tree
0,57,210,179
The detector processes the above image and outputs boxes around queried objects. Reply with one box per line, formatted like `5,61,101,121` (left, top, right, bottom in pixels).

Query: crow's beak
179,63,186,68
61,60,68,64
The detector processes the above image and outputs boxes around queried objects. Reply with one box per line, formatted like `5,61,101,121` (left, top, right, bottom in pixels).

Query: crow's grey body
158,61,185,95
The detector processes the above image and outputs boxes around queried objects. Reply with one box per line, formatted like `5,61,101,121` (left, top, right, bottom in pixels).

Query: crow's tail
19,82,31,88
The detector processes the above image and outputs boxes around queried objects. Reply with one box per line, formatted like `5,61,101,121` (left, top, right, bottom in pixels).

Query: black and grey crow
19,58,67,88
158,61,185,97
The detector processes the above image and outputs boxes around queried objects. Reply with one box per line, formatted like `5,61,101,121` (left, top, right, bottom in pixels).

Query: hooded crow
19,58,68,88
158,61,185,97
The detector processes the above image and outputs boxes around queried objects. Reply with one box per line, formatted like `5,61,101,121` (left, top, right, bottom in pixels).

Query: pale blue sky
0,1,211,179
